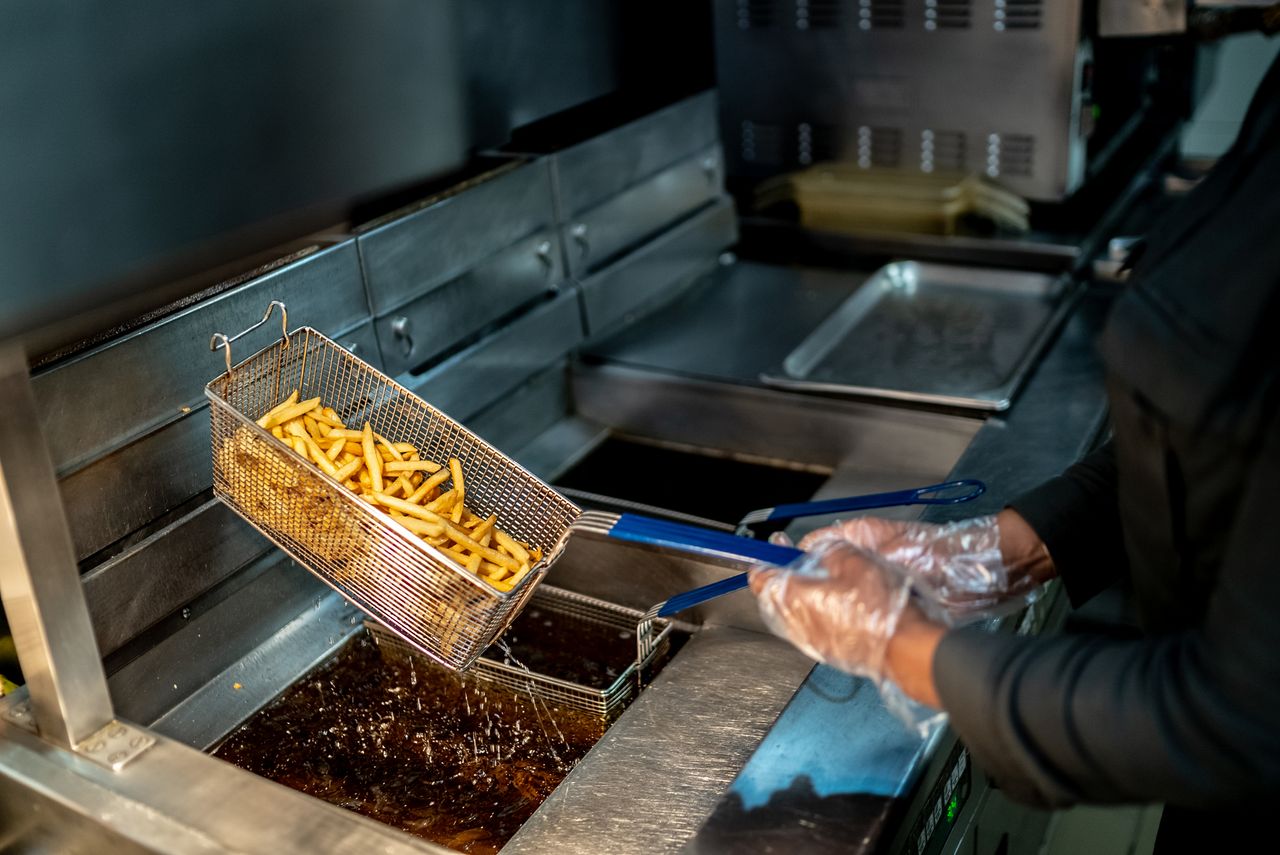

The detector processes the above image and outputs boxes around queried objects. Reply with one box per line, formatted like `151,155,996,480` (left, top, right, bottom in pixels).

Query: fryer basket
206,311,580,671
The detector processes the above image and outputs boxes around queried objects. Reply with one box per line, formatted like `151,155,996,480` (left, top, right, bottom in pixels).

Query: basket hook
209,301,289,375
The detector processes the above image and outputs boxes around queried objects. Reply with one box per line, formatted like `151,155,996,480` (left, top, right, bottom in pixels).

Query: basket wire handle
209,300,289,375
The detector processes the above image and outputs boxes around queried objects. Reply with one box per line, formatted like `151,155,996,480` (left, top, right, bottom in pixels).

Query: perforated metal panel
714,0,1085,200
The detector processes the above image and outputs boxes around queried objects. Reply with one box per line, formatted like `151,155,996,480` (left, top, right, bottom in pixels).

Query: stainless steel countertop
582,268,1113,853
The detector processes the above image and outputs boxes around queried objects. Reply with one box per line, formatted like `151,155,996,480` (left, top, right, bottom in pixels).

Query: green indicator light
1092,105,1101,120
946,798,958,823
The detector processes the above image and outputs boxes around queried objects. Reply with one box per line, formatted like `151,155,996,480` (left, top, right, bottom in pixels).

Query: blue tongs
602,479,986,620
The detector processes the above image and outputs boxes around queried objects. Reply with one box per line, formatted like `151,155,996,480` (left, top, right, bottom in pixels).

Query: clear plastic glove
750,539,910,684
796,514,1047,623
750,539,946,737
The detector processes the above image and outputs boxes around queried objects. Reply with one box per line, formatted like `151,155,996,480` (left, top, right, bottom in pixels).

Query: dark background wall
0,0,714,350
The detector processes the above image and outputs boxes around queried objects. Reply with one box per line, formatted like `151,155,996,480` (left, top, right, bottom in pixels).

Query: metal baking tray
760,261,1075,411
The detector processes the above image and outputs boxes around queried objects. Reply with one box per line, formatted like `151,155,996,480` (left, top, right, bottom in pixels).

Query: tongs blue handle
760,479,986,524
606,514,804,567
614,479,987,619
603,514,802,619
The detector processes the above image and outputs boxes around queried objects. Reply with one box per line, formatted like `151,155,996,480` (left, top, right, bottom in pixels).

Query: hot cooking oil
214,634,604,853
212,591,686,854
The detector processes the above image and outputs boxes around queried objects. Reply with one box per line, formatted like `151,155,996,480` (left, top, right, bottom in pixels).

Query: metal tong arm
761,478,986,523
605,514,804,618
209,300,289,374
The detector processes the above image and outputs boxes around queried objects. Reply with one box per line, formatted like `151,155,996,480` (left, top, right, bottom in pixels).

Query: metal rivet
181,607,191,620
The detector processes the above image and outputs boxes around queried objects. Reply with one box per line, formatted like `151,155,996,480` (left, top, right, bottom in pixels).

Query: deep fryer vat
206,320,580,671
212,586,682,853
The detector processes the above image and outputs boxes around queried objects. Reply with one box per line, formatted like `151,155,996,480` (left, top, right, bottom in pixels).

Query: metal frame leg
0,344,150,767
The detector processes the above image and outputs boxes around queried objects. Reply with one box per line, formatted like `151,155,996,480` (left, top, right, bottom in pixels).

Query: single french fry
375,434,404,462
493,529,529,565
325,436,346,462
499,563,532,591
255,390,300,428
333,455,364,483
271,425,285,440
407,468,452,504
308,408,346,428
470,514,497,541
303,415,320,438
326,429,365,440
391,515,444,538
392,442,418,455
361,423,383,493
451,502,463,524
390,474,415,498
300,435,338,477
384,460,443,473
438,545,471,566
481,561,508,580
425,488,458,514
373,492,446,524
448,457,465,499
466,553,482,574
259,396,323,430
439,520,521,571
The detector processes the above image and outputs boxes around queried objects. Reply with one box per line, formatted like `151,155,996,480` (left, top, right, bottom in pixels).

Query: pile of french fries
254,389,541,592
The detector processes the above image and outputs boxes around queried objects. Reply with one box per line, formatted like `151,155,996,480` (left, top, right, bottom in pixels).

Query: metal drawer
405,290,584,423
357,160,558,315
32,242,369,477
581,199,737,338
554,90,720,218
372,229,562,376
562,145,725,277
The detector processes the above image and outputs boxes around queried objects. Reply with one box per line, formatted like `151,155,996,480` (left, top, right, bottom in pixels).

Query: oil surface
501,603,635,689
214,634,606,854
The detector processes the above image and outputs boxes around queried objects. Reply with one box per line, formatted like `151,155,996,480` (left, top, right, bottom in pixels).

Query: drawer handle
390,316,414,358
570,223,590,260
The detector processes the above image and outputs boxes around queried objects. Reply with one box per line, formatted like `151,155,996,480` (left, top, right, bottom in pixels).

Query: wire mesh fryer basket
366,585,675,721
205,313,581,672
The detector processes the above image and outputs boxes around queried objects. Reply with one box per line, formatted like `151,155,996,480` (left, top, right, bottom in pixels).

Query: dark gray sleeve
1007,441,1127,608
933,413,1280,809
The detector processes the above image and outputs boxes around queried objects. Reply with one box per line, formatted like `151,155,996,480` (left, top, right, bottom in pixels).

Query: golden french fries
255,388,537,592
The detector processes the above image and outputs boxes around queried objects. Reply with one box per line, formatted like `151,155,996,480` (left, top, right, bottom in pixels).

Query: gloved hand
794,512,1052,623
749,538,912,683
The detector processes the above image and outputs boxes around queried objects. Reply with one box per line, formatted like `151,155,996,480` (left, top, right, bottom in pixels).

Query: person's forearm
885,608,945,708
997,508,1057,589
884,512,1053,711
